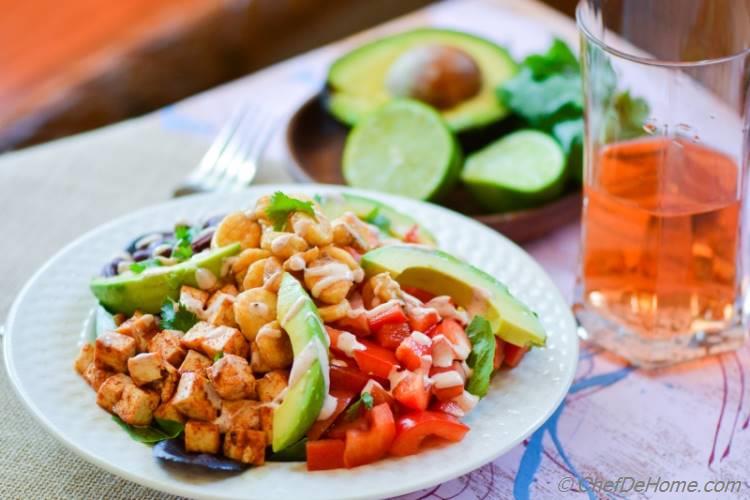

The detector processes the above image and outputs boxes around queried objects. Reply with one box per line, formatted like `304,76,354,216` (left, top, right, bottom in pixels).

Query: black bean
101,261,119,277
132,249,151,262
192,230,214,252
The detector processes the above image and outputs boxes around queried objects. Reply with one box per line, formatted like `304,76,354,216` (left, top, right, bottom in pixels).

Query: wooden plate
285,92,581,243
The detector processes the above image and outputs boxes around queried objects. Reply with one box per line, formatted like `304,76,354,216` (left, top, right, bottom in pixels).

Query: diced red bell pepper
503,343,529,368
429,361,467,380
307,390,356,440
435,319,471,358
333,314,371,337
330,364,370,393
326,326,344,352
367,304,408,332
306,439,346,471
326,413,368,440
429,362,466,401
430,400,465,418
353,339,399,379
493,337,505,370
407,308,440,333
390,411,470,457
403,225,421,244
375,321,411,350
396,336,431,371
366,381,396,408
343,403,396,468
392,371,430,411
401,286,436,303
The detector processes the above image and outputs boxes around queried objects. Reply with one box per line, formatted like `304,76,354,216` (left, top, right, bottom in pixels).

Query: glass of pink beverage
574,0,750,366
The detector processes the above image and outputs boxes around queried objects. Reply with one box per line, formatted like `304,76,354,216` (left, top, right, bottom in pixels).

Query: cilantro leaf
172,224,196,262
363,207,392,234
465,316,496,398
265,192,316,231
343,392,374,422
523,38,579,79
213,351,224,362
113,416,184,444
129,259,162,275
160,299,199,332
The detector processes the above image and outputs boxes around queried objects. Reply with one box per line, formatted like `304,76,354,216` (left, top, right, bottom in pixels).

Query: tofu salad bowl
5,185,577,499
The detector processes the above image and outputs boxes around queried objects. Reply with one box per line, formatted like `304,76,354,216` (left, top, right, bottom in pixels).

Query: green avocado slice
272,273,328,452
90,243,241,315
326,28,518,132
317,192,437,245
361,245,546,347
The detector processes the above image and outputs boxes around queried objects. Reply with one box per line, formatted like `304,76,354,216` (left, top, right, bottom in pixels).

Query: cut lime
461,129,566,212
342,99,461,201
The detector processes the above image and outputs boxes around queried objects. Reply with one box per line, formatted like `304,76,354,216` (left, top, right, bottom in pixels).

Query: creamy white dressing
310,275,344,298
367,299,404,318
181,294,206,317
431,371,464,389
271,234,296,255
351,268,365,283
347,306,367,319
335,331,366,357
281,296,306,328
431,335,455,368
316,394,338,421
426,296,470,325
331,359,348,368
263,270,282,291
306,261,352,277
247,300,269,318
287,338,320,387
410,330,432,346
451,342,471,361
195,268,217,290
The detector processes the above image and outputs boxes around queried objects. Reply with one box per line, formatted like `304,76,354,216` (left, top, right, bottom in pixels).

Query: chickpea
242,257,282,291
254,321,293,370
233,288,277,341
232,249,271,284
318,300,351,322
304,257,354,305
211,212,261,250
290,211,333,247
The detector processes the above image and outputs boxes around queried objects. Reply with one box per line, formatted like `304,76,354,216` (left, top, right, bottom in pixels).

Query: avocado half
361,245,546,348
326,28,518,132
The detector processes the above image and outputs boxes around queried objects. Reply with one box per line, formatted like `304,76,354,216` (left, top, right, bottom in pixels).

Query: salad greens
173,225,195,261
129,259,162,274
465,316,496,398
113,416,184,444
265,191,317,231
160,299,199,332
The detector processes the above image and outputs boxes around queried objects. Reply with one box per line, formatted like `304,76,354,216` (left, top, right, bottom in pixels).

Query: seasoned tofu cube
180,285,209,316
207,354,256,400
215,400,260,433
171,372,218,421
74,343,95,375
96,374,133,411
201,326,249,359
223,428,266,465
153,402,185,423
95,331,136,373
148,330,186,367
83,363,113,391
185,421,221,454
181,321,214,351
256,370,289,402
179,350,212,374
259,405,273,443
205,295,237,328
127,352,163,386
117,313,159,352
155,361,179,401
113,384,159,426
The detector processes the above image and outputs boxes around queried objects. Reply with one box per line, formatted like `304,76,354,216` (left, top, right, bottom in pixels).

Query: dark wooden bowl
285,92,582,244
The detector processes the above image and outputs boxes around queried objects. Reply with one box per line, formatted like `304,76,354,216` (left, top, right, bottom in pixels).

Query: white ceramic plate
4,185,577,500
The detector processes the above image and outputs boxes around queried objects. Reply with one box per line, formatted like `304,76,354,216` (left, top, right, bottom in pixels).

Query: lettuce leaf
465,315,496,398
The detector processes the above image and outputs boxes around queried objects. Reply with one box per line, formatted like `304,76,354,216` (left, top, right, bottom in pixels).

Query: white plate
4,185,577,500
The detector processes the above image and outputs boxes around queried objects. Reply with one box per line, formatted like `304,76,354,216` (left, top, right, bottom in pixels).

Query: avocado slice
361,245,546,347
90,244,241,315
327,28,518,132
273,273,328,452
317,192,437,245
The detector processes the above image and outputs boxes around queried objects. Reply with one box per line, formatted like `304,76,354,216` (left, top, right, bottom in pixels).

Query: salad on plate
74,191,545,472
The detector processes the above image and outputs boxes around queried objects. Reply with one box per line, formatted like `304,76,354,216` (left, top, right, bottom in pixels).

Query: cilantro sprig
265,192,317,231
160,299,199,332
343,392,374,422
129,259,162,274
172,224,196,261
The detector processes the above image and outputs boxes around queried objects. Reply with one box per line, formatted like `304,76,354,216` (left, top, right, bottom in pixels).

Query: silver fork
173,102,278,197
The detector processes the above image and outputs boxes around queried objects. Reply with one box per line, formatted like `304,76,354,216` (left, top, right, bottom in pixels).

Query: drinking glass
573,0,750,367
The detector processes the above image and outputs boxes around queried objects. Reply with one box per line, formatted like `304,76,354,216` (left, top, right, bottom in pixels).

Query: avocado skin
90,244,241,315
272,273,328,452
361,245,546,348
326,28,518,133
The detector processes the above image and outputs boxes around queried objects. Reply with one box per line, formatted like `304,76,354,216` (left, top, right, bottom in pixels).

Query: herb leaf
172,224,195,262
265,192,316,231
465,316,496,398
363,207,392,234
213,351,224,362
160,299,199,332
113,416,184,444
523,38,579,79
129,259,162,275
343,392,374,422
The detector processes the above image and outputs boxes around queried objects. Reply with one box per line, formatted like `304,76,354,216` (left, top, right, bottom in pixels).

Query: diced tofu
259,405,273,443
223,428,266,465
74,344,95,375
179,350,212,374
215,400,260,433
185,421,221,454
112,384,159,426
95,331,136,373
181,321,214,351
148,330,186,367
207,354,256,400
96,374,133,411
153,402,185,423
127,352,163,386
117,313,159,352
156,362,179,401
171,372,218,421
83,363,113,391
180,286,209,316
256,370,289,403
205,295,237,328
201,326,249,359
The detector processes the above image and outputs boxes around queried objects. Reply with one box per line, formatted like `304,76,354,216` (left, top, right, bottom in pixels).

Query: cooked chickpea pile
74,194,386,465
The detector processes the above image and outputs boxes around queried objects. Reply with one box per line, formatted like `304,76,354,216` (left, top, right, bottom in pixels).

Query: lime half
342,99,461,200
461,129,566,212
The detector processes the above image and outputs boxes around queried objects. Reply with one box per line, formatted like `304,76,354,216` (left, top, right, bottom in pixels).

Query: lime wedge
342,99,461,200
461,129,566,212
